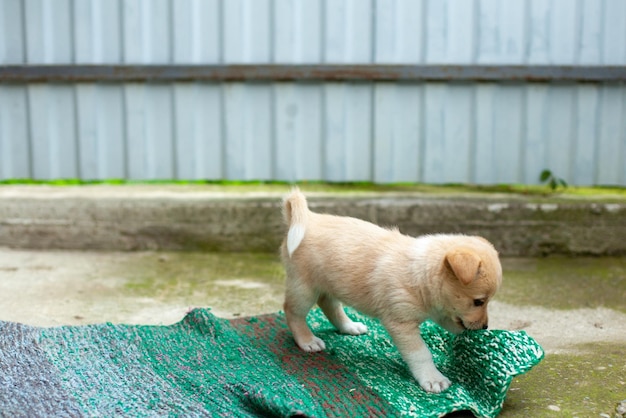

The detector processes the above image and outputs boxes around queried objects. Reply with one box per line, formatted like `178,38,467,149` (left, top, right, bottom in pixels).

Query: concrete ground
1,184,624,416
0,248,624,417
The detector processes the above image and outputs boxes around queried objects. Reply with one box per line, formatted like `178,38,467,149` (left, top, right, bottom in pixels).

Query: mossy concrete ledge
0,186,624,256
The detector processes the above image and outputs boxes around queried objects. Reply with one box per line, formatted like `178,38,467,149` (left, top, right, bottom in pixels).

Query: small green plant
539,169,568,192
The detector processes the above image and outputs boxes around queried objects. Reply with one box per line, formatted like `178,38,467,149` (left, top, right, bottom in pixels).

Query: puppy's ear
445,250,481,285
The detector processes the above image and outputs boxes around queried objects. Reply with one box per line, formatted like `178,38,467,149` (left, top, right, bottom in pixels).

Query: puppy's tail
283,187,308,257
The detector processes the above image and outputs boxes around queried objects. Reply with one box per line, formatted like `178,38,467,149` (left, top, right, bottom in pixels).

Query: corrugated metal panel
1,0,625,186
1,81,625,185
2,0,626,65
0,85,30,178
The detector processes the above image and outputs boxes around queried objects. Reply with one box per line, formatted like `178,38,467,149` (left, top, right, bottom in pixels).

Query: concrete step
1,185,624,256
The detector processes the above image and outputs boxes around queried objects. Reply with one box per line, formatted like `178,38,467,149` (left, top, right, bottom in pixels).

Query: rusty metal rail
1,65,625,82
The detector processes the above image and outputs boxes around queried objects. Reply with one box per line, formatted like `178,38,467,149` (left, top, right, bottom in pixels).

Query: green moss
498,257,626,313
501,343,626,417
112,252,286,316
1,179,624,200
121,252,284,297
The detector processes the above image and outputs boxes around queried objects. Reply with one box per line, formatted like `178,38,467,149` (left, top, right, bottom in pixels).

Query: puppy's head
436,238,502,334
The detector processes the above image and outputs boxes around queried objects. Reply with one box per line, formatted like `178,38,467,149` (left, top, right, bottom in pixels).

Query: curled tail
283,187,308,257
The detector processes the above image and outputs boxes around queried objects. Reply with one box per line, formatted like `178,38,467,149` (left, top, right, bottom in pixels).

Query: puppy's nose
482,324,488,330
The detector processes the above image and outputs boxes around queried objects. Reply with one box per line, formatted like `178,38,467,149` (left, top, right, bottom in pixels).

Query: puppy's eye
473,299,485,307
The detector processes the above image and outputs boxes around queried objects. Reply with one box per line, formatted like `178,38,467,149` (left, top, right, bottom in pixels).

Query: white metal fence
3,0,626,65
1,0,625,185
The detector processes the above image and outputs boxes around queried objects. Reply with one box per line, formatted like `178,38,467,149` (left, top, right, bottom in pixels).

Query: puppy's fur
280,188,502,393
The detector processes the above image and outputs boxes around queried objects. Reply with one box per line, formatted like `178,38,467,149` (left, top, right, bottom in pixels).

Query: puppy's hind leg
317,294,368,336
284,282,326,352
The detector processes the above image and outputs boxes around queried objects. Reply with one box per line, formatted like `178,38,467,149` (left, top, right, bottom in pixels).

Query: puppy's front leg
385,320,451,393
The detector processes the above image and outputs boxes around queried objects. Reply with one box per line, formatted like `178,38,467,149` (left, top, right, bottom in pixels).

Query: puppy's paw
297,336,326,352
417,369,451,393
340,321,369,336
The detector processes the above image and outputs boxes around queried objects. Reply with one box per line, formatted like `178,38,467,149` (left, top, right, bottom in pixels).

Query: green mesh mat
0,308,543,417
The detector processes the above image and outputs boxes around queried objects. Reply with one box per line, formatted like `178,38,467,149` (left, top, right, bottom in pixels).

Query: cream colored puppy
280,188,502,393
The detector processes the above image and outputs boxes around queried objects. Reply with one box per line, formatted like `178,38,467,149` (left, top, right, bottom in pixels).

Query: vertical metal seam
540,83,549,174
370,0,377,64
519,83,528,182
191,82,198,179
574,0,583,65
42,0,51,63
72,83,81,179
121,85,129,179
269,0,275,63
92,0,101,63
569,84,579,183
69,0,76,63
321,0,326,63
622,1,626,64
47,85,57,178
320,84,327,180
599,0,606,65
468,83,477,183
119,0,126,63
242,0,249,63
522,0,530,65
196,81,204,180
472,0,479,64
141,85,149,179
366,0,376,174
417,83,425,182
344,82,349,180
0,88,4,178
95,85,104,178
617,85,626,184
368,82,375,182
69,0,79,177
294,83,301,182
140,1,148,64
18,2,33,176
219,83,227,179
345,0,352,63
589,84,600,185
20,0,28,63
491,84,497,182
420,0,427,63
25,85,34,178
142,85,149,178
595,83,606,185
218,0,224,63
320,0,327,179
170,84,178,179
168,0,177,177
269,83,277,181
268,0,278,180
168,0,174,64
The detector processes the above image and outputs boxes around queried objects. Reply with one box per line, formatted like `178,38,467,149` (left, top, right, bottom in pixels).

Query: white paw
298,336,326,352
417,369,451,393
340,321,369,336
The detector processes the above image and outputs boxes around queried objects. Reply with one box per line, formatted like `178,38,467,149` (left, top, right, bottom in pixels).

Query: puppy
280,188,502,393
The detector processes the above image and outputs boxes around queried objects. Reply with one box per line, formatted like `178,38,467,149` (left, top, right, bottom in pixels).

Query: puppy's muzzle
457,318,489,331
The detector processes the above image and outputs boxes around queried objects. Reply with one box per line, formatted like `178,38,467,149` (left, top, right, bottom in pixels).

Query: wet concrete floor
0,249,624,417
